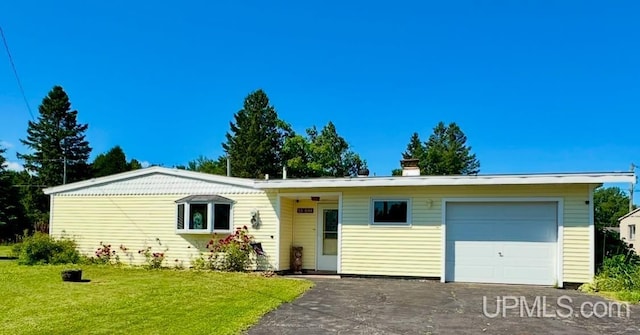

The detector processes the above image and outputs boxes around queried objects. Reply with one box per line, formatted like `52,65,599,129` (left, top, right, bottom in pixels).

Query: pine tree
402,132,425,160
423,122,480,175
17,86,91,214
222,90,290,178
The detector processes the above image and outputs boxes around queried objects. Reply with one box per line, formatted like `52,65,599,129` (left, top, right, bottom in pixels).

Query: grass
0,261,313,335
0,245,14,258
598,290,640,304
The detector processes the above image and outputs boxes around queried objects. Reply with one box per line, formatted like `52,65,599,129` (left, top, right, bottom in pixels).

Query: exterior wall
292,200,318,270
50,192,279,269
620,212,640,254
278,198,294,270
281,184,593,283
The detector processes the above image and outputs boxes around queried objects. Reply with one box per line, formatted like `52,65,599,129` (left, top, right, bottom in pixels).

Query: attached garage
444,200,560,285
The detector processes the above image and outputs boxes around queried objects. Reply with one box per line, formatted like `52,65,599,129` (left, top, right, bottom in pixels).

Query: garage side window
630,225,636,240
371,199,411,225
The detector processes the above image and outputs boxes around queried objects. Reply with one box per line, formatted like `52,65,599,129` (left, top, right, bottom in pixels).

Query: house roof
619,208,640,222
43,166,636,195
254,172,635,189
43,166,255,195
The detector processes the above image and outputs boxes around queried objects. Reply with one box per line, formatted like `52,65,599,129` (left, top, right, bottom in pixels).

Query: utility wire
0,25,35,120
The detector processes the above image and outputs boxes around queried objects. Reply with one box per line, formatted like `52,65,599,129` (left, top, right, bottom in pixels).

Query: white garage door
445,202,558,285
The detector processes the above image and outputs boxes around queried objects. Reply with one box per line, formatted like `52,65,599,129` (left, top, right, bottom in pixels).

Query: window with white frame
175,195,233,234
371,199,411,225
630,224,636,240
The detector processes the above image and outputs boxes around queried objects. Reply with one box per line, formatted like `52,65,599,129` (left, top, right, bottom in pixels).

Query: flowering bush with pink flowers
138,246,167,269
91,242,119,264
195,226,256,272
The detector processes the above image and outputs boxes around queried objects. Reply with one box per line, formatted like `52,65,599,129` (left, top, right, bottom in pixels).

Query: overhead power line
0,25,35,120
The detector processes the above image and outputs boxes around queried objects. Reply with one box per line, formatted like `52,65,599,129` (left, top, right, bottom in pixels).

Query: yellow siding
283,184,592,282
292,200,317,269
279,198,293,270
51,192,279,269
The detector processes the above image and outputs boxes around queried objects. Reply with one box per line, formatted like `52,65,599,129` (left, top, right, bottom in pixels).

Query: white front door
316,205,338,271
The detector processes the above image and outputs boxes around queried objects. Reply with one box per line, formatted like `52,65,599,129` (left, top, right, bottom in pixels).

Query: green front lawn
0,262,312,334
0,245,14,257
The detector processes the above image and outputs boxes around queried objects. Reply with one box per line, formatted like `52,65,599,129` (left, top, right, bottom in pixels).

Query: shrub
204,226,256,272
138,246,166,269
11,243,22,257
581,254,640,294
82,242,124,265
595,255,640,291
17,232,80,265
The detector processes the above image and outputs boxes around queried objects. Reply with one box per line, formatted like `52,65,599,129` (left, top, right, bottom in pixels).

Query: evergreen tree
394,123,480,176
0,146,27,241
17,86,91,215
423,122,479,175
222,90,291,178
393,132,425,176
402,132,425,160
18,86,92,186
92,145,129,177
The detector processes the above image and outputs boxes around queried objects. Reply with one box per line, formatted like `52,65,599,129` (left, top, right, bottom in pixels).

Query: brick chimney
400,159,420,176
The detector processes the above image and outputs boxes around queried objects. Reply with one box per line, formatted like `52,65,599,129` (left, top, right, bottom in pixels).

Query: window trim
369,197,412,226
175,200,233,234
630,224,636,240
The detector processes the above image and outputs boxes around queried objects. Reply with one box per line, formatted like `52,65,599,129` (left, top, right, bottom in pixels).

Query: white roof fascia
619,207,640,222
255,172,636,189
43,166,256,195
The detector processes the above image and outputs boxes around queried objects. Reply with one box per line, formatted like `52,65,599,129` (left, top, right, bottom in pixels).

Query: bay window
175,195,233,234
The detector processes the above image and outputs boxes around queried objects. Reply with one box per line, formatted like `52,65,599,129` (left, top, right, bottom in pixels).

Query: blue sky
0,1,638,198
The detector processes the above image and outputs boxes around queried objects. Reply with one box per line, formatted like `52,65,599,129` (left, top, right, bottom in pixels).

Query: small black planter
357,168,370,177
61,269,83,282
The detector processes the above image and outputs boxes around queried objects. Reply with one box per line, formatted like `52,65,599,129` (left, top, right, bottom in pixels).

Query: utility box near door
291,246,303,274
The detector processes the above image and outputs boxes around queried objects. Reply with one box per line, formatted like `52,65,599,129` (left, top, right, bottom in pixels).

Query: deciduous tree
283,122,366,178
177,156,227,175
92,145,129,177
594,187,632,228
0,145,27,241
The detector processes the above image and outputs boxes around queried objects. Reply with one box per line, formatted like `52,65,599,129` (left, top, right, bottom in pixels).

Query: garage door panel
446,202,557,221
447,241,501,261
447,221,556,243
448,263,497,283
445,202,558,286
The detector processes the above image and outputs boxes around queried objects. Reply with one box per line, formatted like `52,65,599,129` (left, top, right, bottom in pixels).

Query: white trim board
44,166,635,195
441,197,564,287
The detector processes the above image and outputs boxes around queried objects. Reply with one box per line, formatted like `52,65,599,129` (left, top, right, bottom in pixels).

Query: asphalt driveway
247,277,640,335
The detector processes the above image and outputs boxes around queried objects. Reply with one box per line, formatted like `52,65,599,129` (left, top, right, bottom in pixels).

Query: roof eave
43,166,257,195
255,173,635,189
619,207,640,222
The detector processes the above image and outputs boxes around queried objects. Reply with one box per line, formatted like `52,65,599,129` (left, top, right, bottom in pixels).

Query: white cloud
0,141,14,149
140,161,151,168
3,161,24,171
